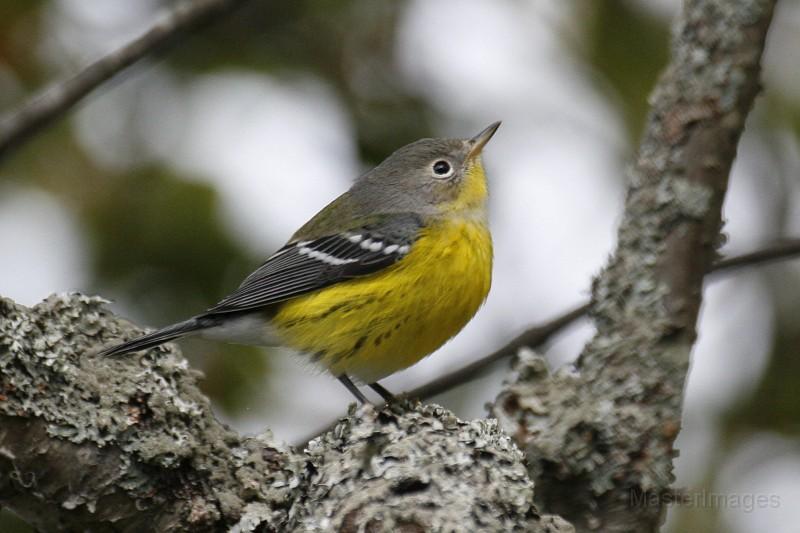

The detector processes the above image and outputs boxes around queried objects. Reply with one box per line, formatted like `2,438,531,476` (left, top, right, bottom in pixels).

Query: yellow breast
272,218,493,382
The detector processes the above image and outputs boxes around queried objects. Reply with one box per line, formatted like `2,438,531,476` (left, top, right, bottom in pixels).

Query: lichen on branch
0,294,299,531
0,293,569,532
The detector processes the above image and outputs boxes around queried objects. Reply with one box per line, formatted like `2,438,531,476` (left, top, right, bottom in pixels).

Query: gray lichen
291,401,573,533
494,350,680,518
0,293,300,531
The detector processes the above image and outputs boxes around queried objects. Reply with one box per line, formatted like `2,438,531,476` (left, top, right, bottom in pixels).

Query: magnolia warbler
101,122,500,403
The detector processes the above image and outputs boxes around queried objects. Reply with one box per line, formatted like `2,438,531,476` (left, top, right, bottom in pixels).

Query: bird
100,121,500,403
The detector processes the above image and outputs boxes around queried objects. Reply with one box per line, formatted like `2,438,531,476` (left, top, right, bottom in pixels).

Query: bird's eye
432,160,454,178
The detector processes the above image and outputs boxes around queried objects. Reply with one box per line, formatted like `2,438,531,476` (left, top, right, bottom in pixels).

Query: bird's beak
467,121,501,159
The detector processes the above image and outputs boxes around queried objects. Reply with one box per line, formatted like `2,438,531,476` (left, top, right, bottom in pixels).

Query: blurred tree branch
0,0,249,163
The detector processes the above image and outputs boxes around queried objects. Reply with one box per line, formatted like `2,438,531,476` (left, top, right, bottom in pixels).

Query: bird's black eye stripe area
433,160,451,175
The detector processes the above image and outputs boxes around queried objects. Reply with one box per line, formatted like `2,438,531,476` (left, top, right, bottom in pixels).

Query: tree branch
491,1,777,531
711,239,800,272
0,294,572,532
0,294,296,531
0,0,249,163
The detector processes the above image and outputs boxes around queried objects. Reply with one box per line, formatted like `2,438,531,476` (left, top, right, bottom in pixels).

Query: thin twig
710,240,800,274
294,238,800,448
0,0,248,162
407,303,590,401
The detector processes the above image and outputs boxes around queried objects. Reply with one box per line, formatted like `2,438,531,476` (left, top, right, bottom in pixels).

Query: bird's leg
338,374,369,404
368,381,395,403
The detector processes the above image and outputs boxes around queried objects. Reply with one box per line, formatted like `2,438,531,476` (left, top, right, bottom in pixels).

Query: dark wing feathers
202,215,421,316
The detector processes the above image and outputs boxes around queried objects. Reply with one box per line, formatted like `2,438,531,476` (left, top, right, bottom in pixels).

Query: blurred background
1,0,799,531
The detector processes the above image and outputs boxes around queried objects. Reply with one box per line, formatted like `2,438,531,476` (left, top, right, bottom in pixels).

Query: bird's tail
99,317,211,356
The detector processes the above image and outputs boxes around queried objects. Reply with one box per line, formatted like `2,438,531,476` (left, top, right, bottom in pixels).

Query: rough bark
491,0,776,531
0,295,298,532
0,294,571,532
